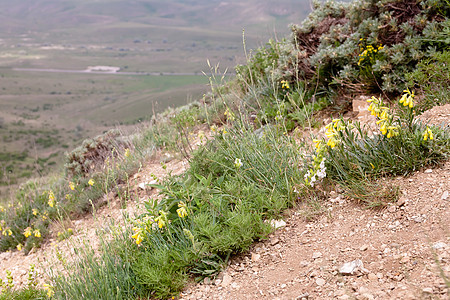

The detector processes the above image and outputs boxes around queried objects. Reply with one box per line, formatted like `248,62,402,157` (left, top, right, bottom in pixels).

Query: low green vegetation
1,0,449,299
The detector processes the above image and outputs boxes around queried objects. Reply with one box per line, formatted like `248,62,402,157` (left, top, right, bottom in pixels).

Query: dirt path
180,162,449,300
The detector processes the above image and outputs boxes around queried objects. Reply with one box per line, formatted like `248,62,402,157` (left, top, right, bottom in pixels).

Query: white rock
251,253,261,262
424,169,433,173
270,219,287,229
441,191,449,201
339,259,363,275
312,251,323,259
316,278,326,286
221,274,232,287
433,242,446,250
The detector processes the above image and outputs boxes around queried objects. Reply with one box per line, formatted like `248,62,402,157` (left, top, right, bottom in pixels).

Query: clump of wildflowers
154,210,168,229
176,201,188,218
281,80,290,89
358,39,384,66
367,96,399,138
423,126,433,141
48,191,56,208
43,283,55,297
131,226,145,245
399,89,414,108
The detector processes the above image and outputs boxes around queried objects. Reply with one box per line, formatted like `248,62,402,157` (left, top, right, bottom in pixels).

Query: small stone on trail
270,219,287,229
412,216,424,223
441,191,449,201
221,274,232,287
422,287,433,294
296,292,310,300
251,253,261,262
424,169,433,173
339,259,363,275
433,242,446,250
387,205,396,213
360,244,368,251
396,198,406,207
270,238,280,246
367,273,378,281
312,251,323,259
315,278,326,286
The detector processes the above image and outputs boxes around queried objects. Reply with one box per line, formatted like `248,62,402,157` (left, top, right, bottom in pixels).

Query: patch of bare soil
180,162,449,300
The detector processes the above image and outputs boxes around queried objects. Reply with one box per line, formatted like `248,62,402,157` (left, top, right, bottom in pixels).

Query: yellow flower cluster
423,126,433,141
0,220,12,236
367,96,399,138
131,200,192,245
48,190,56,208
358,42,384,66
399,89,414,108
281,80,290,89
43,283,55,297
325,118,346,148
23,227,41,238
176,201,188,218
131,226,144,245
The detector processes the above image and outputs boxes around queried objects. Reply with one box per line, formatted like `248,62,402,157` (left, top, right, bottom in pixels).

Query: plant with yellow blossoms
305,118,348,187
367,96,399,138
48,190,56,207
131,226,145,245
399,89,414,108
154,210,168,229
23,227,32,238
281,80,290,89
176,201,189,218
43,283,55,297
423,126,434,141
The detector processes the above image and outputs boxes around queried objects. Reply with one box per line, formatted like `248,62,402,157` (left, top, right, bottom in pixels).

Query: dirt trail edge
180,161,449,300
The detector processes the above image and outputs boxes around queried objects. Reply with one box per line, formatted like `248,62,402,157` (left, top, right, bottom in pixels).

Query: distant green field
0,0,312,192
0,69,210,192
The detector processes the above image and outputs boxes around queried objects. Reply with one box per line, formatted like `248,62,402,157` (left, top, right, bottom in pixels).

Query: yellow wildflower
154,210,168,229
124,148,131,158
176,201,188,218
43,283,55,298
281,80,290,89
32,209,38,216
48,191,56,208
33,229,41,238
386,126,399,138
88,179,95,186
17,243,23,251
24,227,32,238
399,89,414,108
423,126,433,141
131,227,144,245
69,181,75,191
0,205,4,212
2,227,12,236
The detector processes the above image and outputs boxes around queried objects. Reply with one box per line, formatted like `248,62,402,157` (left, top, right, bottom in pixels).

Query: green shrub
129,125,305,296
406,50,450,112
